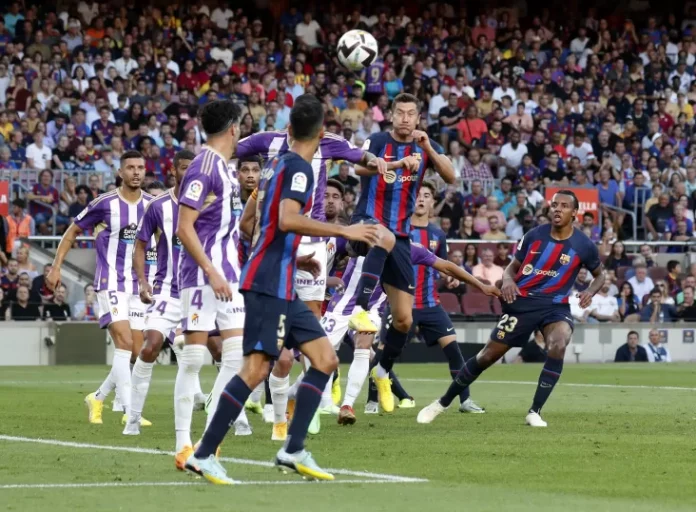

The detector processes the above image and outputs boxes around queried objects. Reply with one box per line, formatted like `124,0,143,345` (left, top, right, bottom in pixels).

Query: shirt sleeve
179,166,214,211
236,132,270,159
436,232,448,260
583,238,601,272
514,232,532,263
136,201,159,243
279,160,314,207
325,136,365,163
410,242,437,267
73,196,105,231
429,138,446,155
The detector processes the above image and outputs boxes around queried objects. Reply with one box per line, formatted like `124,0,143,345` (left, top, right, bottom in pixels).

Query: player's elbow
278,215,292,232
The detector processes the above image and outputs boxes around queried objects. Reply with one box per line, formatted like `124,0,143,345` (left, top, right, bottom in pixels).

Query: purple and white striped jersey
136,189,182,299
178,146,242,290
326,242,438,316
74,189,153,294
236,131,364,242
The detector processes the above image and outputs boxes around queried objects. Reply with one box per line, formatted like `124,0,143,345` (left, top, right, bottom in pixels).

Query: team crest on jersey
429,240,438,251
383,170,397,184
191,313,199,325
522,264,534,276
119,224,138,244
184,180,203,201
112,307,118,316
412,152,422,161
497,331,506,340
277,338,284,350
560,254,571,265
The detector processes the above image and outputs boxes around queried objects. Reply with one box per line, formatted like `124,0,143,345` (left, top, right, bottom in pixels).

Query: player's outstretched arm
279,198,379,245
46,222,83,291
577,263,607,309
240,189,258,238
132,239,152,304
434,259,501,297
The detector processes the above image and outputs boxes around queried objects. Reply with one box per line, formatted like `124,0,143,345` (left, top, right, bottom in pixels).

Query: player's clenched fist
342,224,380,246
411,130,431,150
45,267,61,292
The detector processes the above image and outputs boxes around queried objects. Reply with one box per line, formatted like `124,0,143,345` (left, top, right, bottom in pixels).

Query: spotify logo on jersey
382,170,397,184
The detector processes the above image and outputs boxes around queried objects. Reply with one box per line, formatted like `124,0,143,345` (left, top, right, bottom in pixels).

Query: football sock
440,357,484,408
249,382,264,404
205,337,242,429
530,357,564,414
356,246,388,309
442,342,469,403
285,368,331,454
288,372,303,400
128,357,154,424
174,344,205,452
376,325,409,377
367,376,378,403
264,377,272,404
94,369,115,401
319,376,334,409
195,376,251,458
343,348,370,407
112,349,132,415
389,371,409,400
269,373,290,424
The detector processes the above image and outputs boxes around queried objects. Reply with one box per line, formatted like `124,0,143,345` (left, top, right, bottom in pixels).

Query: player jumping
417,190,606,427
348,92,456,413
184,94,378,484
46,151,153,426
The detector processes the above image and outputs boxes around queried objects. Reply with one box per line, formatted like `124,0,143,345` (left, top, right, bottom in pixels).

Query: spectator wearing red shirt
656,98,675,133
266,77,294,108
240,72,266,101
26,169,62,234
457,105,487,150
177,60,202,92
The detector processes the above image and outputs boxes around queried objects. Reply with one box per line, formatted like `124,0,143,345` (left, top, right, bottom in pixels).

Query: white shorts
96,290,147,330
295,241,327,302
144,296,182,338
321,307,383,350
180,283,245,332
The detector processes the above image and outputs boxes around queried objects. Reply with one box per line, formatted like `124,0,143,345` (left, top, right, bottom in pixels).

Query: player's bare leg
123,329,163,434
417,340,509,424
370,283,413,412
86,320,133,424
526,321,572,427
437,337,485,414
269,348,294,441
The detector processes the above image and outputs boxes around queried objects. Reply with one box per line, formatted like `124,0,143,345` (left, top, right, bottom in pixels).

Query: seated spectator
0,288,7,320
461,148,493,181
568,293,588,323
73,284,98,321
457,214,480,240
68,185,91,221
4,199,35,257
604,241,630,272
628,263,654,303
482,216,507,240
639,287,678,323
541,151,568,184
614,331,649,362
472,248,503,284
457,105,487,150
492,177,515,214
655,280,675,305
473,205,490,235
26,169,60,235
506,190,534,220
645,329,672,362
31,264,54,305
462,179,488,213
505,208,534,239
573,268,589,293
587,283,620,323
493,243,512,268
644,193,673,239
581,212,601,243
595,165,622,209
616,281,641,321
9,285,41,321
16,246,37,280
485,196,507,227
334,162,359,189
638,244,657,268
499,130,528,176
522,179,545,210
675,275,696,304
43,284,71,320
438,92,462,148
435,186,464,230
677,286,696,321
516,154,540,183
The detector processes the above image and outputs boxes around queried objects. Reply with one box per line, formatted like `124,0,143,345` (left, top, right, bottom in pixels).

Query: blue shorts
490,298,574,348
241,291,326,359
412,306,455,346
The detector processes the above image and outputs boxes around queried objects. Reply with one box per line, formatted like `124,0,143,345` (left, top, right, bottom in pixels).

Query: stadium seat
491,298,503,315
468,279,491,293
648,267,668,282
438,293,461,314
461,294,492,316
616,266,631,281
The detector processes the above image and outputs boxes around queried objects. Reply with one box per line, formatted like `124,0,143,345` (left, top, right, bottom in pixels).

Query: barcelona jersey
409,224,448,309
240,153,314,300
514,224,600,304
352,132,445,236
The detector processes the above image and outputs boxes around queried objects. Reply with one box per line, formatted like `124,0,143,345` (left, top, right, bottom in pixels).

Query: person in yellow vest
4,199,36,256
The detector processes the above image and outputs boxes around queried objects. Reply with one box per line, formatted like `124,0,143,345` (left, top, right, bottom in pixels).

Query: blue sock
530,357,563,414
442,342,469,403
285,368,331,454
389,371,410,400
264,377,272,405
356,247,388,309
195,376,251,458
440,357,484,407
378,325,409,373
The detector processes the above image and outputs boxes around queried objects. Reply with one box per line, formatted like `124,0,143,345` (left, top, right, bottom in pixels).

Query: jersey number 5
496,314,518,333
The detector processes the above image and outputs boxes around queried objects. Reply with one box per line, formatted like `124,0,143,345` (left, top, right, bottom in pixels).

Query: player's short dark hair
420,181,437,198
667,260,680,273
121,150,143,164
290,94,325,141
146,181,166,192
239,154,263,167
326,178,344,197
554,189,579,209
199,100,242,136
393,93,419,109
174,149,196,168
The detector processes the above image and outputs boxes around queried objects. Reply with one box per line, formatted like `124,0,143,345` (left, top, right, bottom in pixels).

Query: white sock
129,357,154,423
249,382,264,404
193,373,203,396
174,344,206,452
94,369,115,401
214,360,222,372
288,372,303,400
319,376,334,409
112,349,132,416
269,373,289,424
206,337,243,429
375,362,388,379
170,341,184,361
343,349,371,407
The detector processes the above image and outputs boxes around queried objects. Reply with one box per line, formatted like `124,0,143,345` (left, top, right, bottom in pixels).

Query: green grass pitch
1,363,695,511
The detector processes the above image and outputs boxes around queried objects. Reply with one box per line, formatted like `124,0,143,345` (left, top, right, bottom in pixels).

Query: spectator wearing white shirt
492,77,517,103
114,47,138,79
645,329,671,362
499,130,528,176
284,71,305,100
26,132,53,170
295,12,322,48
668,62,693,93
210,38,234,69
587,284,620,323
356,111,380,141
566,132,595,168
450,75,476,100
627,264,655,303
570,27,590,59
428,85,449,127
211,5,234,29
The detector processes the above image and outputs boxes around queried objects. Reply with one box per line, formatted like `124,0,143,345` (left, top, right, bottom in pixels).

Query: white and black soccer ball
337,30,378,71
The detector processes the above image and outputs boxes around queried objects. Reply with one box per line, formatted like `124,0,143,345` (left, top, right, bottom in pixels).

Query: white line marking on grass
0,435,427,484
402,378,696,391
0,479,405,490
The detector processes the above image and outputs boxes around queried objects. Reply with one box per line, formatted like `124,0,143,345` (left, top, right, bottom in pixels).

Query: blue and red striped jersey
352,132,445,236
240,153,314,300
410,224,448,309
514,224,600,304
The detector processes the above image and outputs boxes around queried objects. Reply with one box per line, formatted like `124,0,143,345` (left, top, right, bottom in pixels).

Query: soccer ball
337,30,378,71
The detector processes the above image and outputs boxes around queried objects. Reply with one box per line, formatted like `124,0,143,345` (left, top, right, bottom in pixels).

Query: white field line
0,479,404,490
0,378,694,392
0,435,427,484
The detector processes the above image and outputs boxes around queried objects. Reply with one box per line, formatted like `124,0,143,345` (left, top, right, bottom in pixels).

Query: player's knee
139,339,161,363
312,350,339,375
376,225,396,251
273,351,294,377
391,311,412,333
546,335,569,356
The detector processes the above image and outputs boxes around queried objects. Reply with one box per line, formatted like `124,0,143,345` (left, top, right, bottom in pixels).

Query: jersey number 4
496,314,518,333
